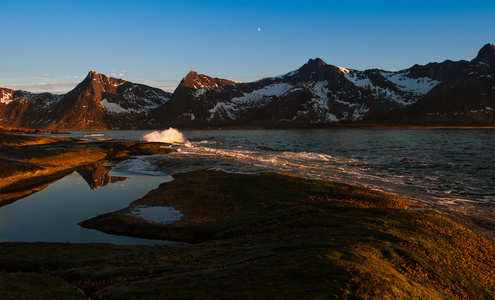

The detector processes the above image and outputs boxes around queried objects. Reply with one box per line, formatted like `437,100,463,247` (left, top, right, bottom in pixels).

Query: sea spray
142,128,187,144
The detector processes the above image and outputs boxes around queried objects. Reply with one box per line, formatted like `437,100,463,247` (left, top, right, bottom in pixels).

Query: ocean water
66,129,495,210
132,129,494,220
4,128,494,243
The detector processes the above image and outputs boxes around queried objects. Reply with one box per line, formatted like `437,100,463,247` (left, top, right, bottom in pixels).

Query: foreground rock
80,170,495,298
1,139,494,299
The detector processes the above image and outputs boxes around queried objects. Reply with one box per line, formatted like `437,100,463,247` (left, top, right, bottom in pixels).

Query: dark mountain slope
0,71,171,129
1,44,494,129
401,44,495,125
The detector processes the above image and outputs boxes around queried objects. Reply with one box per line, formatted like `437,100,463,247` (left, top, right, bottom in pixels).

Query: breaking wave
142,128,187,144
146,129,495,221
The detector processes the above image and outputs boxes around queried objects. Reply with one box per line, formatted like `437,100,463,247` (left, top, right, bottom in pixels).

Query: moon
258,27,261,32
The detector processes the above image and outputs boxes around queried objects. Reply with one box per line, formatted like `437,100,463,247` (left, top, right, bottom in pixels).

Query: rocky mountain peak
180,71,200,86
86,70,113,83
86,70,104,81
185,70,199,78
77,70,126,93
294,58,330,81
179,70,237,90
473,43,495,64
2,43,495,129
313,58,327,67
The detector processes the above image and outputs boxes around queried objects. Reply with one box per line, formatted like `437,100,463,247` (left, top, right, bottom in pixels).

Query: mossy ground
1,132,494,299
15,170,493,299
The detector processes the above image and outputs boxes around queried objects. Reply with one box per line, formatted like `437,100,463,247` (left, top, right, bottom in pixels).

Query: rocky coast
0,129,494,299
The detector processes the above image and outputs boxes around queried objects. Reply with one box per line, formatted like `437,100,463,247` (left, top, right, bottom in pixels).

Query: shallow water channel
0,162,176,245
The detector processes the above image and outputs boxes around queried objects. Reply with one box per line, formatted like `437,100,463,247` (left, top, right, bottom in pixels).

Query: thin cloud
157,79,181,84
112,70,128,77
123,77,179,92
7,81,79,94
383,60,405,64
124,77,177,82
154,86,176,93
62,75,83,79
232,74,274,83
26,77,51,81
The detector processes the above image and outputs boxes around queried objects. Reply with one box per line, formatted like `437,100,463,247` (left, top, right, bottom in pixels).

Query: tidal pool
0,164,175,245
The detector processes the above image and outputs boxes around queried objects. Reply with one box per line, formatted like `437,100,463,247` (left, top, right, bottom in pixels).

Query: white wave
157,142,365,185
142,128,187,144
80,133,110,141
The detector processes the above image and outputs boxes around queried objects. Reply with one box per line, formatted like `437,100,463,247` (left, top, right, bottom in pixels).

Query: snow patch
0,90,14,104
207,83,293,121
383,71,440,95
102,99,130,114
45,94,64,107
270,69,298,80
325,113,339,122
343,72,372,89
194,89,207,97
352,105,370,121
182,113,196,120
343,69,439,106
312,81,331,100
208,102,237,120
337,66,351,74
232,83,293,104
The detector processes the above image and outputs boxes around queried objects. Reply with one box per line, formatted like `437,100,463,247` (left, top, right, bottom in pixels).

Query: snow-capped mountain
0,71,171,129
1,44,494,129
159,57,453,126
402,43,495,125
159,44,495,127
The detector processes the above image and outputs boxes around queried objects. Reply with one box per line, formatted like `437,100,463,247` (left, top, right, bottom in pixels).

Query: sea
1,128,494,244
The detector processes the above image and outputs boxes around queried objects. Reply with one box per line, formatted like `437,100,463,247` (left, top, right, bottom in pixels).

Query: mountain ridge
1,44,494,129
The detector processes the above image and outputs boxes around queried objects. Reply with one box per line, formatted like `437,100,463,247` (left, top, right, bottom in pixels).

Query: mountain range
1,43,494,129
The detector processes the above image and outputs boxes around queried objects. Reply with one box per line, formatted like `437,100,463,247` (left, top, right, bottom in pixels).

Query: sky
1,0,494,94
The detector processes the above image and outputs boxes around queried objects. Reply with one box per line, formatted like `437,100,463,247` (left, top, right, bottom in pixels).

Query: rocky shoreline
0,131,175,205
1,130,495,299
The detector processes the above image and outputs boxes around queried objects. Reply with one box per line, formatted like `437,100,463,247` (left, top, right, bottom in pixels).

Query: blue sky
1,0,494,93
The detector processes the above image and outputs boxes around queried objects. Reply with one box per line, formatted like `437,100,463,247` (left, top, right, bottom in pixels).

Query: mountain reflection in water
76,162,128,190
0,161,173,244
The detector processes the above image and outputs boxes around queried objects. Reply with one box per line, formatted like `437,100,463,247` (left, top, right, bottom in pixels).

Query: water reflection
0,168,174,245
76,162,128,190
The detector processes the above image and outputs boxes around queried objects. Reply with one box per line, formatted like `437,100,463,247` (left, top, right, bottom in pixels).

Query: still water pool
0,165,174,245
